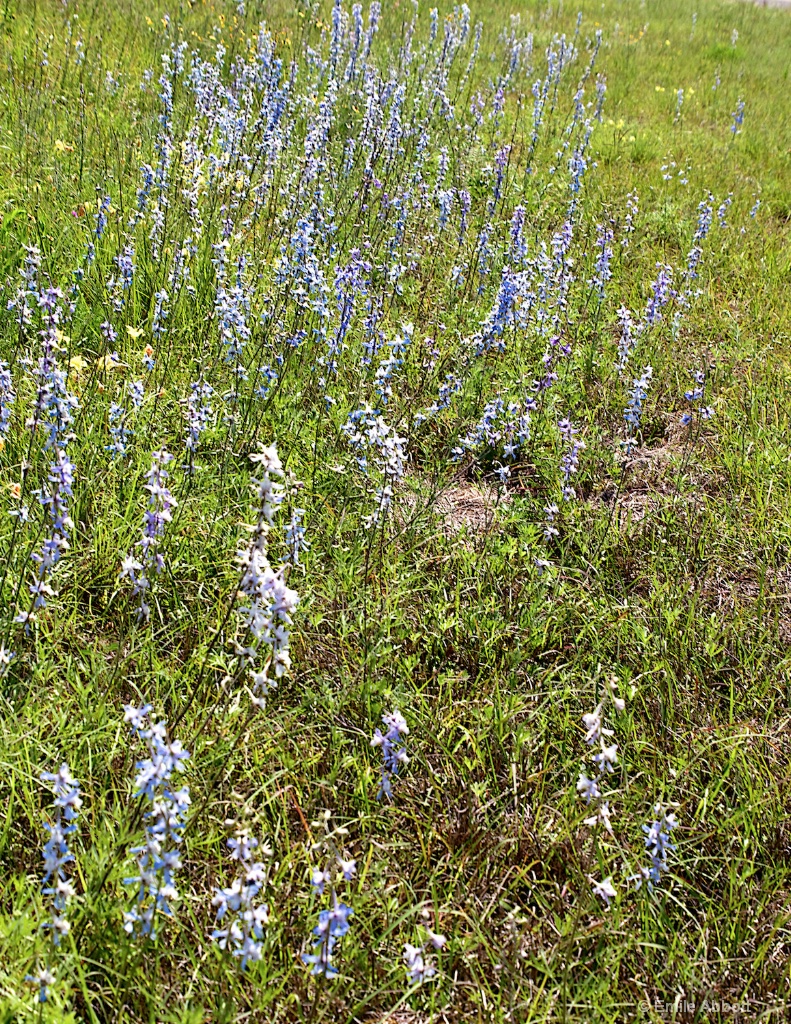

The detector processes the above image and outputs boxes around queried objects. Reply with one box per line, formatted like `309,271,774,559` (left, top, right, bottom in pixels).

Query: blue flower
211,828,272,968
622,366,653,455
302,900,353,977
371,710,409,800
122,706,190,939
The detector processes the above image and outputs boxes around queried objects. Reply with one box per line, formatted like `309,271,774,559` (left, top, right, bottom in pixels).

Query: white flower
593,742,618,772
585,800,614,835
249,444,283,475
120,554,142,580
404,942,437,984
576,772,601,804
337,857,357,880
582,705,613,745
591,876,617,907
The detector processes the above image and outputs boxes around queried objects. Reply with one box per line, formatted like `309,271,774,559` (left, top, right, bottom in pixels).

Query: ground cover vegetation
0,0,790,1019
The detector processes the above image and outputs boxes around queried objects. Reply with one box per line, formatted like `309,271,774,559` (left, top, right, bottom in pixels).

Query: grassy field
0,0,790,1020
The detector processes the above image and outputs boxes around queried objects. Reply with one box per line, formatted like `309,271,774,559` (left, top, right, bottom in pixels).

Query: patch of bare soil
399,478,508,538
596,438,682,526
595,418,725,528
700,561,791,641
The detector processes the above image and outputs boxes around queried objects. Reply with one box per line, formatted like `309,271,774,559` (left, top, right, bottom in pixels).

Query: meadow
0,0,790,1020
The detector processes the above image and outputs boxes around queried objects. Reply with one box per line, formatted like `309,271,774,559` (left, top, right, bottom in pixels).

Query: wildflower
590,222,614,301
628,805,679,891
340,407,407,527
303,899,353,977
285,508,310,566
578,678,626,840
211,826,272,968
94,195,113,239
622,366,653,455
21,448,76,625
644,264,675,328
544,502,560,541
123,705,190,938
27,765,82,1003
582,704,613,745
249,444,283,474
107,380,143,459
68,354,88,378
152,289,169,341
616,306,640,371
404,925,446,986
28,286,79,451
184,380,214,456
25,966,56,1004
674,88,683,122
576,772,601,804
120,450,177,622
558,418,582,501
371,710,409,800
623,191,639,251
97,353,128,371
730,98,745,136
681,368,710,426
311,867,332,895
107,245,135,310
303,813,356,979
607,675,626,713
586,800,614,834
0,361,14,440
593,742,618,773
337,857,357,881
7,245,42,327
236,445,299,707
591,876,617,907
40,765,81,939
404,943,436,984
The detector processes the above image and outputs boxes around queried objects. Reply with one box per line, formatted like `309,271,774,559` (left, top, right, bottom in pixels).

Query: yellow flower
9,482,21,499
68,354,88,376
96,354,128,371
54,139,74,154
0,438,5,453
126,325,145,340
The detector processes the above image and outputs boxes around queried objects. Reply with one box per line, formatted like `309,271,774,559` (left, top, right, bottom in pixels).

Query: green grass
0,0,790,1020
